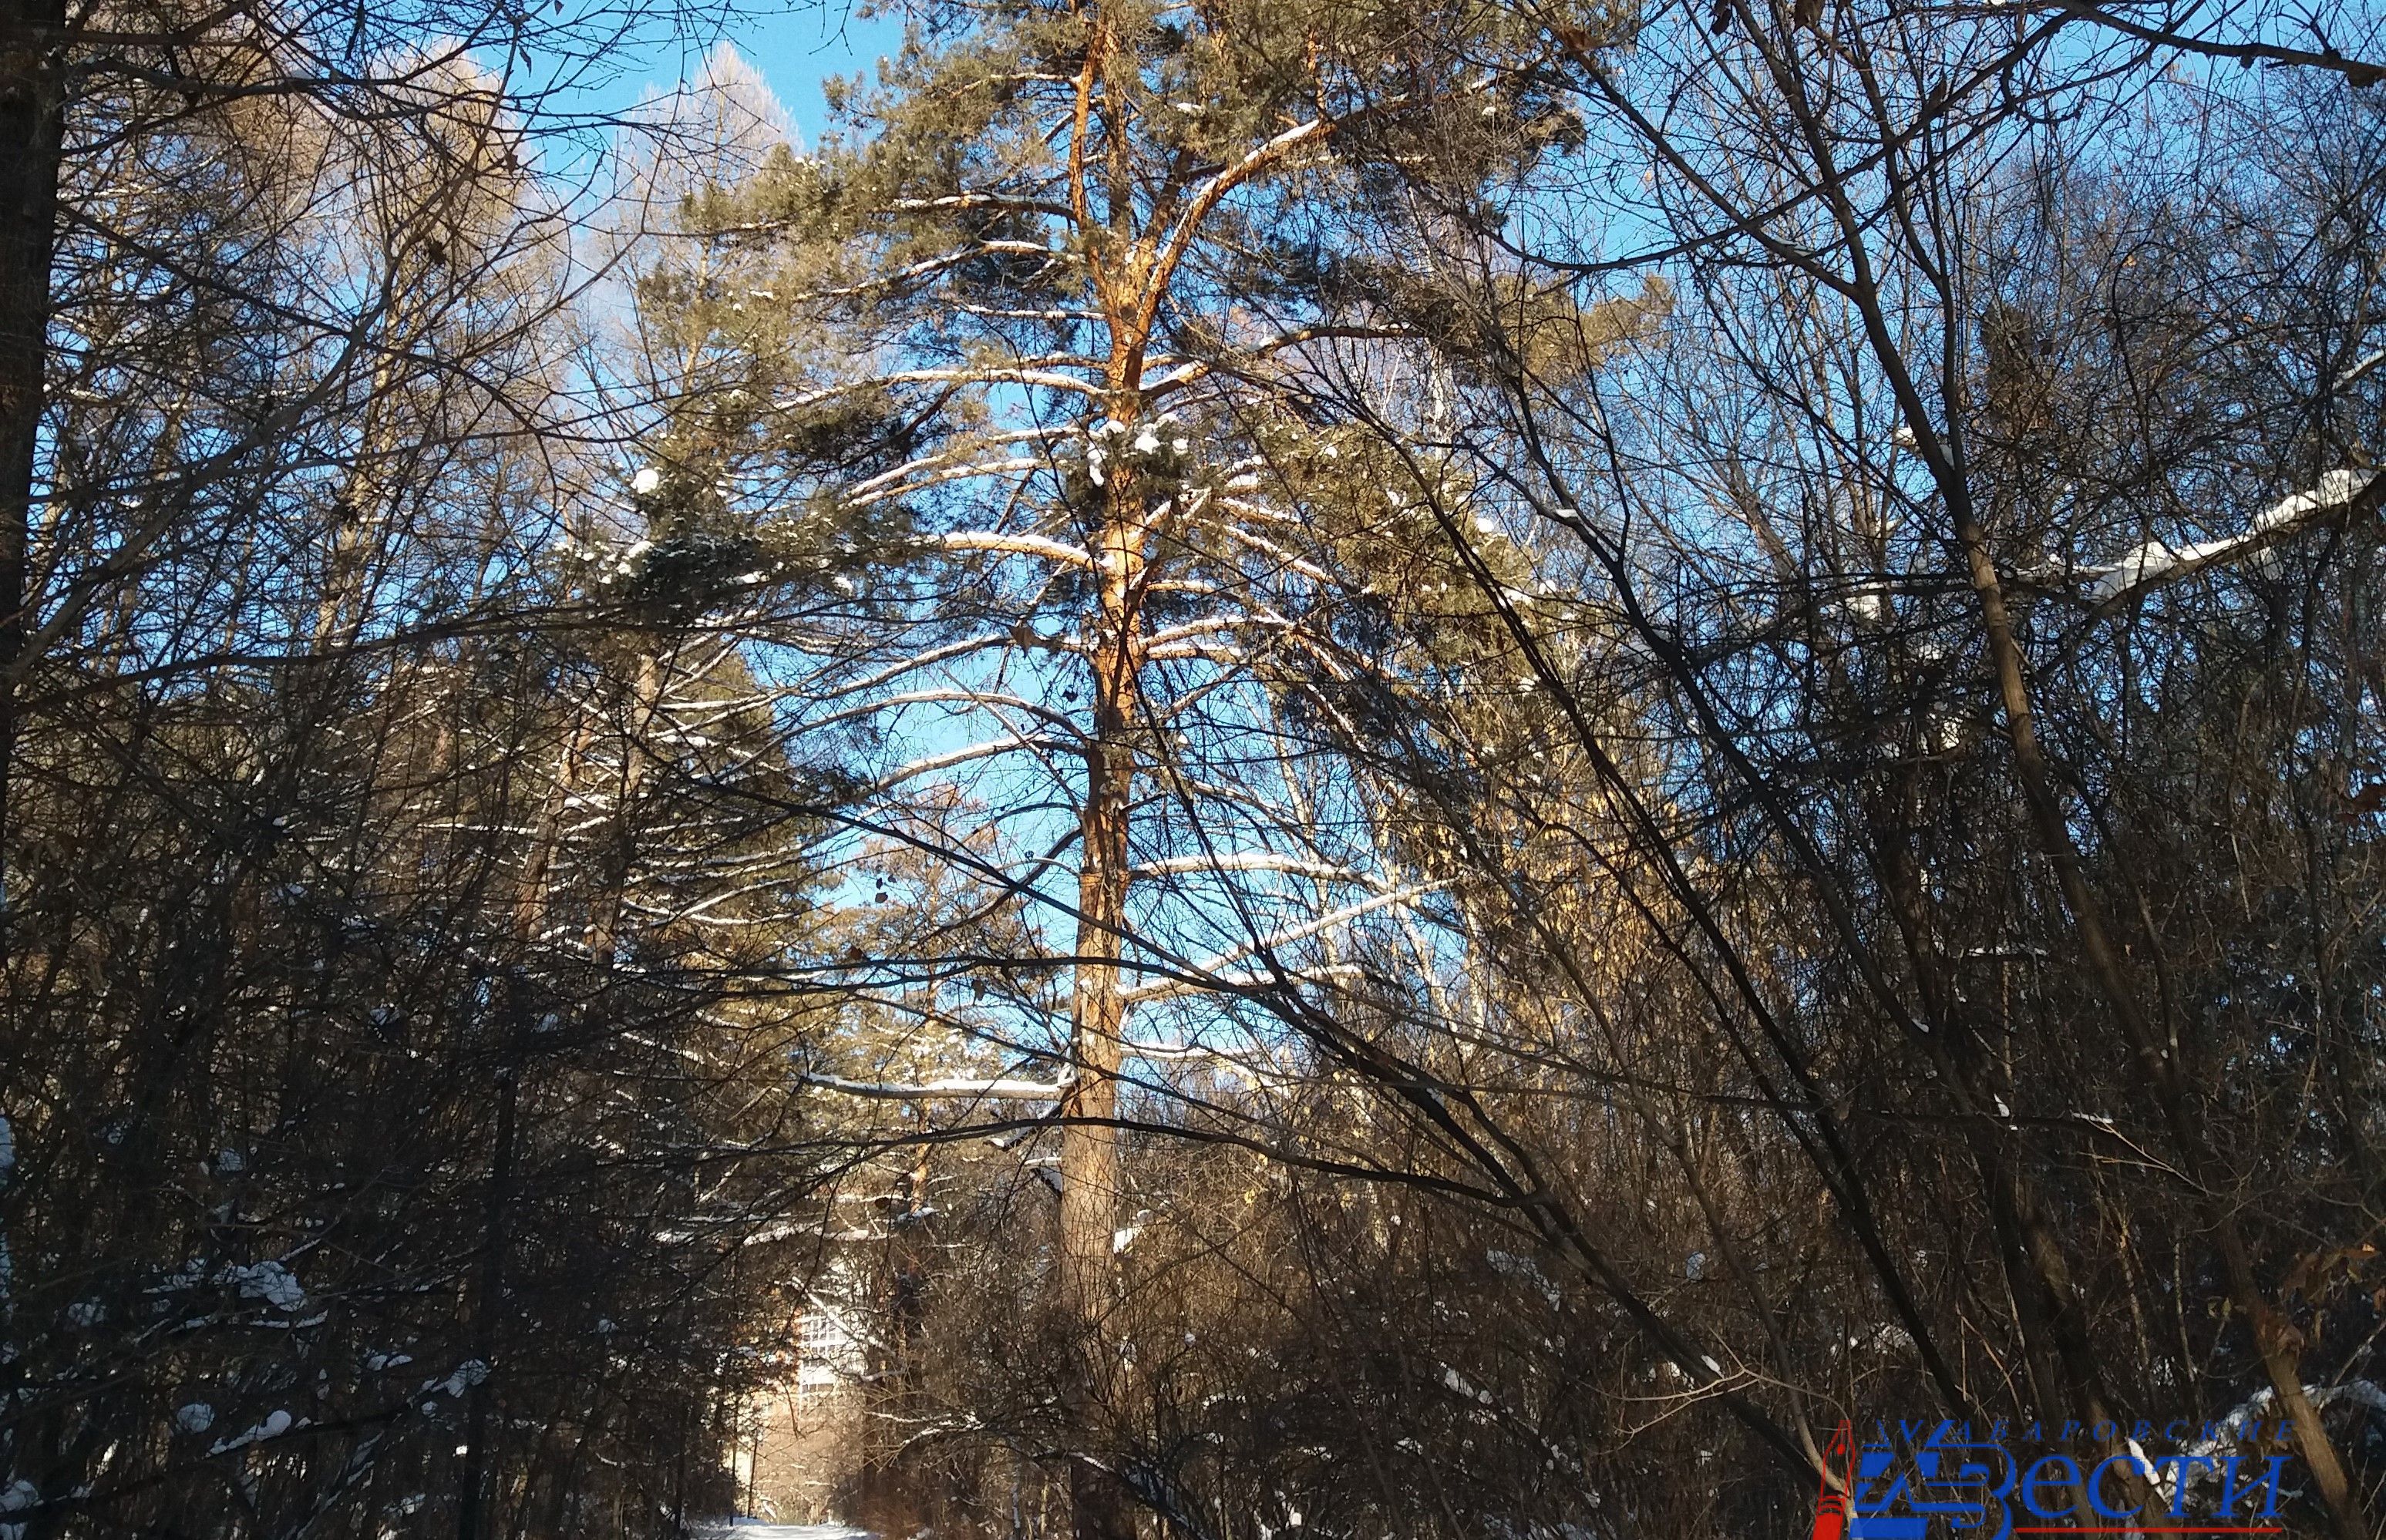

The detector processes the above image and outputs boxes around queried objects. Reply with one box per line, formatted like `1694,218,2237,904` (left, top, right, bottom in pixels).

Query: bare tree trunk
1954,515,2369,1540
456,1057,520,1540
449,701,593,1538
0,15,66,1530
0,0,65,940
581,645,663,969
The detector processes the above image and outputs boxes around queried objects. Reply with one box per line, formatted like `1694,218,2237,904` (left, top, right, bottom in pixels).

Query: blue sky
548,2,909,148
734,4,908,143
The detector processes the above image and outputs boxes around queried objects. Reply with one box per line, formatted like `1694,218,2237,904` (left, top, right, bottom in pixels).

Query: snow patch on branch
221,1259,307,1313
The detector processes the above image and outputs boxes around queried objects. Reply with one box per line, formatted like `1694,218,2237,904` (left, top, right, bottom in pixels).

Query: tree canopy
4,0,2386,1535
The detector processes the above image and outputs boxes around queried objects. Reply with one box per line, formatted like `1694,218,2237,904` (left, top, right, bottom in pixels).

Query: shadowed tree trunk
0,0,64,934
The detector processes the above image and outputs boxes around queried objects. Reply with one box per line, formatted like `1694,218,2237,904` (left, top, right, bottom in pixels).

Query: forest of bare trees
4,0,2386,1535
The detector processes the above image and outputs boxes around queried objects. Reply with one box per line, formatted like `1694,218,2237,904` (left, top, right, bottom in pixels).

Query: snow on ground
699,1524,873,1540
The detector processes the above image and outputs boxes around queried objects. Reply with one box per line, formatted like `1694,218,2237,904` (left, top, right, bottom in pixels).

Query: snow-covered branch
773,365,1100,412
870,735,1068,794
1124,961,1371,1007
1121,886,1440,1003
840,459,1049,513
801,240,1082,301
2080,468,2379,608
933,530,1098,570
798,1071,1073,1101
1130,852,1371,883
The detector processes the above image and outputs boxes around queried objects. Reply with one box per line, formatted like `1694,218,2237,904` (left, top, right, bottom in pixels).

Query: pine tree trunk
1058,451,1143,1540
1060,782,1131,1540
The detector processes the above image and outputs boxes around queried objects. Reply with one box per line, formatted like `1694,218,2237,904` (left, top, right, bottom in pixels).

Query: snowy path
699,1525,873,1540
